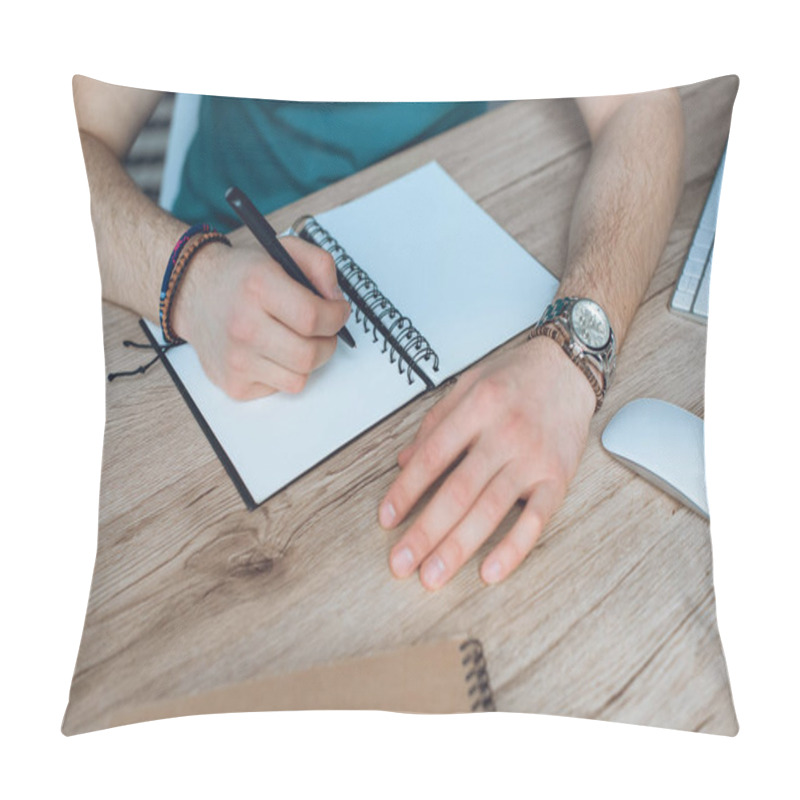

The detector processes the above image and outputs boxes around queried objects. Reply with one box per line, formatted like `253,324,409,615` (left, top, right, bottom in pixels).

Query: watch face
571,299,610,349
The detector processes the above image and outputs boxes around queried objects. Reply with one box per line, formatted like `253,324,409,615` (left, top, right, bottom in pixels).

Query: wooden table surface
63,76,739,736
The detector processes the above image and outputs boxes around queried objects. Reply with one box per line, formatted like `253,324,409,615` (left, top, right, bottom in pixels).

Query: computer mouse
601,398,709,519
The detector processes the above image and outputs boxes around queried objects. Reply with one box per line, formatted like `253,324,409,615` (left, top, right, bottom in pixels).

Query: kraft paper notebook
106,638,495,730
143,162,558,507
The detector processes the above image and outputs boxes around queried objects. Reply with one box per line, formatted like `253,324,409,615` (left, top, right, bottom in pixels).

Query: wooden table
63,76,739,736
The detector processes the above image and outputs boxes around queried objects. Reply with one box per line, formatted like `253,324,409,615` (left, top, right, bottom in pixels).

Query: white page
314,162,559,383
145,317,423,507
150,162,558,507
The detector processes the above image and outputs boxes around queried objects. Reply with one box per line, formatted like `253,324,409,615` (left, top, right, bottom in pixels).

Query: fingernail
379,500,396,528
334,285,345,299
391,546,414,577
422,555,445,589
483,560,502,584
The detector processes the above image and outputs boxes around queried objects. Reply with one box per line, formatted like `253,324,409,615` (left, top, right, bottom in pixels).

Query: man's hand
377,89,684,590
73,76,352,403
379,336,596,590
173,235,352,401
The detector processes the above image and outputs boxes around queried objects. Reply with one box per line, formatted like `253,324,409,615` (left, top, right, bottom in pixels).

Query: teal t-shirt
172,98,486,231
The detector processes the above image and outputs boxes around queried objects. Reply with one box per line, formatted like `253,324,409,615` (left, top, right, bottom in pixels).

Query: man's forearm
79,128,187,323
75,80,351,402
559,90,685,346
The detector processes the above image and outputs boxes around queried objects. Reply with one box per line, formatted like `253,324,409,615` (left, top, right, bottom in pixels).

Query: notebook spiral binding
293,215,440,388
460,638,496,712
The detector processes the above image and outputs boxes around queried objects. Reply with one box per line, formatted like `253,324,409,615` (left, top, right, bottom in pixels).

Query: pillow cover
63,75,738,735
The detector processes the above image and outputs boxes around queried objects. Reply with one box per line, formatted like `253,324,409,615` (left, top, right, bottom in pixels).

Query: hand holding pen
170,191,353,401
225,186,356,348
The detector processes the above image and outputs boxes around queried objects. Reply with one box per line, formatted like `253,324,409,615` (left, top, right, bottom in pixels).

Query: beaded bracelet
159,229,231,344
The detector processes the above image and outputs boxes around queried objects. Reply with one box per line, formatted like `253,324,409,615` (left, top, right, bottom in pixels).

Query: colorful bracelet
159,229,231,344
161,223,211,299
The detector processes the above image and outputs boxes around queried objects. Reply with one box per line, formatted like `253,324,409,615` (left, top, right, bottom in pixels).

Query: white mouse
601,398,709,519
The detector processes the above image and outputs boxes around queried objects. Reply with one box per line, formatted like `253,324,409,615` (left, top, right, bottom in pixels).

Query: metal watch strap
529,297,615,413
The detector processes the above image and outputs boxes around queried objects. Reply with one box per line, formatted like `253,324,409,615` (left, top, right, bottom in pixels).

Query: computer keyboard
670,147,726,323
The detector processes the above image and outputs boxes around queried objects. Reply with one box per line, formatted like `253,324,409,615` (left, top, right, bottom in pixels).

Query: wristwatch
529,297,617,412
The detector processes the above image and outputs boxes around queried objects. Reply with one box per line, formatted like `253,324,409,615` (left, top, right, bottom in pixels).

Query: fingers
393,467,522,591
237,237,349,339
226,382,277,402
378,343,589,590
219,349,312,400
480,481,563,585
182,236,352,401
387,455,562,591
379,399,476,530
215,241,349,396
236,312,338,375
280,236,345,302
215,299,339,399
397,377,474,469
261,269,352,340
389,448,501,575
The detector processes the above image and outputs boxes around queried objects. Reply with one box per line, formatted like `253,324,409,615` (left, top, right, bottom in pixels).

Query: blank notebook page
146,162,557,507
314,162,558,383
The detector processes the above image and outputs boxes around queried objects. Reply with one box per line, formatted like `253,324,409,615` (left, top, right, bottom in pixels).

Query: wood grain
63,76,739,736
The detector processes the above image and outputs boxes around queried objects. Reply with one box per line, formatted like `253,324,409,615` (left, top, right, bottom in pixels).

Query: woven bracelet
161,223,210,299
159,230,231,344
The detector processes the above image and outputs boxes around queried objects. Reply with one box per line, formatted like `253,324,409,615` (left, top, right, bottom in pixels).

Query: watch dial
572,299,610,349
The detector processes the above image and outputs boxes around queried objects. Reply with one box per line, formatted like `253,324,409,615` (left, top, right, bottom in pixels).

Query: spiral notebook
106,638,495,729
144,162,558,508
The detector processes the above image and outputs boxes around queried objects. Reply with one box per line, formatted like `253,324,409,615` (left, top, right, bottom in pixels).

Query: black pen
225,186,356,349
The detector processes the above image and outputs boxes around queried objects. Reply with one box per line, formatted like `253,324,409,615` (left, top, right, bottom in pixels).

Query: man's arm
74,75,351,400
561,91,685,340
379,89,685,590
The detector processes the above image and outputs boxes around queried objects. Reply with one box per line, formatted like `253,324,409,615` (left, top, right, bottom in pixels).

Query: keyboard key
693,269,711,318
669,146,725,325
678,273,700,294
684,254,707,277
700,202,720,230
693,228,715,249
671,289,695,313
